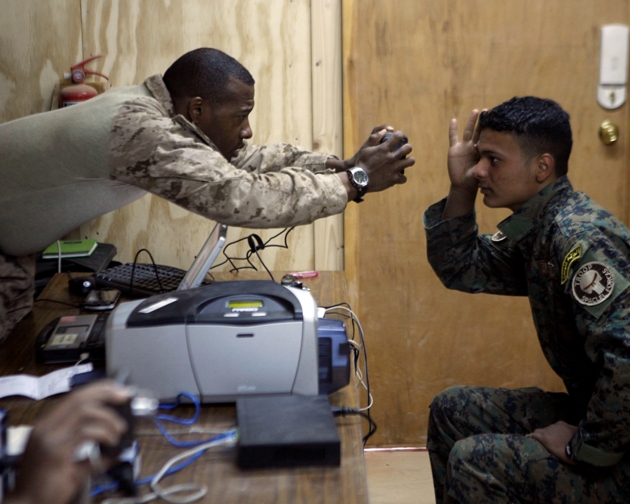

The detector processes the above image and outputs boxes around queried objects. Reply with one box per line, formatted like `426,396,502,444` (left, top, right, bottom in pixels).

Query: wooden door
343,0,630,446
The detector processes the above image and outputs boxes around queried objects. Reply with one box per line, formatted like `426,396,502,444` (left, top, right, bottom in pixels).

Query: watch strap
353,186,366,203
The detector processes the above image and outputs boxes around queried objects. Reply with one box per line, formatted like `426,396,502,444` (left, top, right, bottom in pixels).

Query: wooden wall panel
0,0,82,122
343,0,629,446
312,0,344,270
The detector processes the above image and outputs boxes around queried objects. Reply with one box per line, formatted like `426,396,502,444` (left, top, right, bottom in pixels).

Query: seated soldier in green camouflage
0,47,415,341
424,97,630,503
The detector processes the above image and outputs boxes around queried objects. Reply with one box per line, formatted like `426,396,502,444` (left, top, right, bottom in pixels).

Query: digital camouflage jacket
424,176,630,479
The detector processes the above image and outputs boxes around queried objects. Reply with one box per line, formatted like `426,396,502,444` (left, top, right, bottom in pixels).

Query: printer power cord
322,303,376,446
331,406,378,446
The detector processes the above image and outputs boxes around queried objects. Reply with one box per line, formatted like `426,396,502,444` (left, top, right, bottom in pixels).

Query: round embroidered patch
491,231,507,242
572,262,615,306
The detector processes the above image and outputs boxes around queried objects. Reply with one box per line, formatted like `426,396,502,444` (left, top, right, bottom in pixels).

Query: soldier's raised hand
448,110,482,192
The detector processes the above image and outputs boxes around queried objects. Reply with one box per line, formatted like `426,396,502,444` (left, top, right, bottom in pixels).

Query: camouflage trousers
0,252,36,342
427,386,628,503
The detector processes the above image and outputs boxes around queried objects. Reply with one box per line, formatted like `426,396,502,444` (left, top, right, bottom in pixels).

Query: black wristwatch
346,167,369,203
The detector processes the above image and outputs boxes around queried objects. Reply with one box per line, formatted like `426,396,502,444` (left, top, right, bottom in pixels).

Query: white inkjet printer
106,280,348,402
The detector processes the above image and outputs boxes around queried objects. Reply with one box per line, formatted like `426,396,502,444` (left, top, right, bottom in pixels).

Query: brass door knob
599,120,619,145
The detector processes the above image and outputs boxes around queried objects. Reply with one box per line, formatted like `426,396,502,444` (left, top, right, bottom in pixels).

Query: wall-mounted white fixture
598,24,630,110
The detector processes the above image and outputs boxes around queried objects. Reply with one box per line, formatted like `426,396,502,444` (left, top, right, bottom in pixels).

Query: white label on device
139,297,179,313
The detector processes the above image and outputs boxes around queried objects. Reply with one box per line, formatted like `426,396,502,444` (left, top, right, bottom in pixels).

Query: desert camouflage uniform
0,255,35,342
423,176,630,503
0,75,347,340
109,75,347,230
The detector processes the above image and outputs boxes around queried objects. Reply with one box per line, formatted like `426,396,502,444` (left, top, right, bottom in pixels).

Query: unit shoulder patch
571,262,615,306
561,243,582,285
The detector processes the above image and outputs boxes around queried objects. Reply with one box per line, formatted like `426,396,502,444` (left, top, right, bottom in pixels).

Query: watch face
352,168,369,186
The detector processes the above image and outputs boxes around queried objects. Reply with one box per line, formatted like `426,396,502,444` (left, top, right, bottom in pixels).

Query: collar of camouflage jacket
144,74,176,117
497,175,573,243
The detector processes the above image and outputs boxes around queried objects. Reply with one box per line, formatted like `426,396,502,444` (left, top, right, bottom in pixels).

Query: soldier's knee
449,434,518,479
447,436,500,490
429,386,472,422
448,437,477,466
431,386,465,409
445,437,508,502
428,387,470,446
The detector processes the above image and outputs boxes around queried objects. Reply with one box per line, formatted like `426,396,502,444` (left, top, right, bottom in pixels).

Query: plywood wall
0,1,82,121
344,0,630,446
0,0,343,272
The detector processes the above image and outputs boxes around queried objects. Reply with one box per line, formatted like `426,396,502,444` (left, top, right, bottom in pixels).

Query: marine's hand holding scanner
380,131,408,153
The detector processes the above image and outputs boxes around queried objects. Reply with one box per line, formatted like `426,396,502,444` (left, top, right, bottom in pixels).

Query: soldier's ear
188,97,208,124
535,153,555,183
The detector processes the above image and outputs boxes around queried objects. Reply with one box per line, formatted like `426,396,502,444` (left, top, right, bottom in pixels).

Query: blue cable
155,391,200,425
90,431,236,496
134,449,206,486
91,392,236,497
92,481,118,496
134,430,236,485
153,392,222,448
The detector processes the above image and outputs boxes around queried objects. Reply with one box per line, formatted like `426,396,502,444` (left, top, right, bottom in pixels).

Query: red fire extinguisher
59,55,109,108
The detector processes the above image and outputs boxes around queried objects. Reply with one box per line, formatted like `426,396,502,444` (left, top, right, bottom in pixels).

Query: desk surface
0,271,368,503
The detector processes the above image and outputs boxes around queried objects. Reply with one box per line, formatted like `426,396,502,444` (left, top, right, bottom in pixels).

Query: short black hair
163,48,255,103
478,96,572,176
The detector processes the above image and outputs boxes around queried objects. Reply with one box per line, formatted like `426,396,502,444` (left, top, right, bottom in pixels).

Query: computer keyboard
95,263,210,297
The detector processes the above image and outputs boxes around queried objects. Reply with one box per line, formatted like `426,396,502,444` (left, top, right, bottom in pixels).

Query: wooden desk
0,271,368,503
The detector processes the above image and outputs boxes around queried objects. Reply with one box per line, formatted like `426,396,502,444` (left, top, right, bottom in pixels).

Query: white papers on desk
0,363,93,400
7,426,33,456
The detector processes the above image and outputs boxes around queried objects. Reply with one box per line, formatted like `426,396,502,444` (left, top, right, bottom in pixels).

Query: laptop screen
177,223,228,291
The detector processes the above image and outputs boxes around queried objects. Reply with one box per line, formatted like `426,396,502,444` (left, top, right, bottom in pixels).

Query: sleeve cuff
423,198,477,246
568,432,625,466
423,198,449,229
